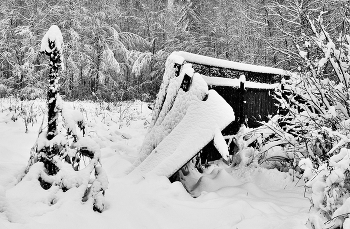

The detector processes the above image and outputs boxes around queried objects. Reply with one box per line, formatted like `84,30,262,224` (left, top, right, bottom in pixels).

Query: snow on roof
130,89,235,178
40,25,63,53
170,52,185,65
202,76,280,89
174,51,290,76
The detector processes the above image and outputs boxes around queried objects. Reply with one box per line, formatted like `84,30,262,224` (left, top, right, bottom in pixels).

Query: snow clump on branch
40,25,64,53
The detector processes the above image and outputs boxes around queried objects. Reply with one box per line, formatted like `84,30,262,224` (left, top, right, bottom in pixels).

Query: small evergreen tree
24,25,108,213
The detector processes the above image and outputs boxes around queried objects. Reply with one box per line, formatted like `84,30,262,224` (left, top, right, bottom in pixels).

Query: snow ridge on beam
174,51,290,76
202,76,280,90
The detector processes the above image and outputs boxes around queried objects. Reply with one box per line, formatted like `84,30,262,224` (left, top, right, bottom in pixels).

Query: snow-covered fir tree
24,25,108,213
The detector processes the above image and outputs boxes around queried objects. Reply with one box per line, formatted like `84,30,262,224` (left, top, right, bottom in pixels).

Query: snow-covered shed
174,51,291,135
128,51,290,181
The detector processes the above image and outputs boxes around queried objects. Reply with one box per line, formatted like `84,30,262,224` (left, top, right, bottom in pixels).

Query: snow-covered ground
0,99,310,229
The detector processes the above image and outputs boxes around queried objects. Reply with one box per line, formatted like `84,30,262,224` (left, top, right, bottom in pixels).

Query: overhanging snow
130,89,235,178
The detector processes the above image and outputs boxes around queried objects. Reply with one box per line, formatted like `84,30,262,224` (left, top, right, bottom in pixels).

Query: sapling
24,25,108,213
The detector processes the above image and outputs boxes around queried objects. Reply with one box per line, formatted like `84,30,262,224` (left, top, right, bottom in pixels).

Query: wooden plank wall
210,85,278,135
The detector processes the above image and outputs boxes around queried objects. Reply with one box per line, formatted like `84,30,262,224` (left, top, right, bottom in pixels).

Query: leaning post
239,74,246,126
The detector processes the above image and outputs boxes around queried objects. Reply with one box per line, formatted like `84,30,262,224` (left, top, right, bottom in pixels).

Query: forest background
0,0,348,102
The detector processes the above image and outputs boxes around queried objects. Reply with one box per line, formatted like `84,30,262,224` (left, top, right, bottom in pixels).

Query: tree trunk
46,43,62,140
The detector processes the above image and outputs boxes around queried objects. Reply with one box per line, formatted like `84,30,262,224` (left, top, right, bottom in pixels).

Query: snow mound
130,89,234,178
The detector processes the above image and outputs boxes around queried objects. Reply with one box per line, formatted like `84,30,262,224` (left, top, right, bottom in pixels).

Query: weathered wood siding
210,85,278,135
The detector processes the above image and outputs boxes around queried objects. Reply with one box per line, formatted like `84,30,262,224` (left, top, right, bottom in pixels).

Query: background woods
0,0,349,101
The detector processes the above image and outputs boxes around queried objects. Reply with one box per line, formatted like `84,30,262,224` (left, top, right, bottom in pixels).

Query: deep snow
0,100,310,229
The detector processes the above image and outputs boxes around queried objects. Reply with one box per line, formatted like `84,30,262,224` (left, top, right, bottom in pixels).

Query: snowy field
0,99,310,229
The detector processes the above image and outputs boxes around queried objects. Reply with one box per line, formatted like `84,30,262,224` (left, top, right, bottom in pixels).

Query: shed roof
174,51,290,76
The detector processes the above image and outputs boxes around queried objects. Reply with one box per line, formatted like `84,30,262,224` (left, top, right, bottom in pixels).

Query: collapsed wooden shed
129,51,291,184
